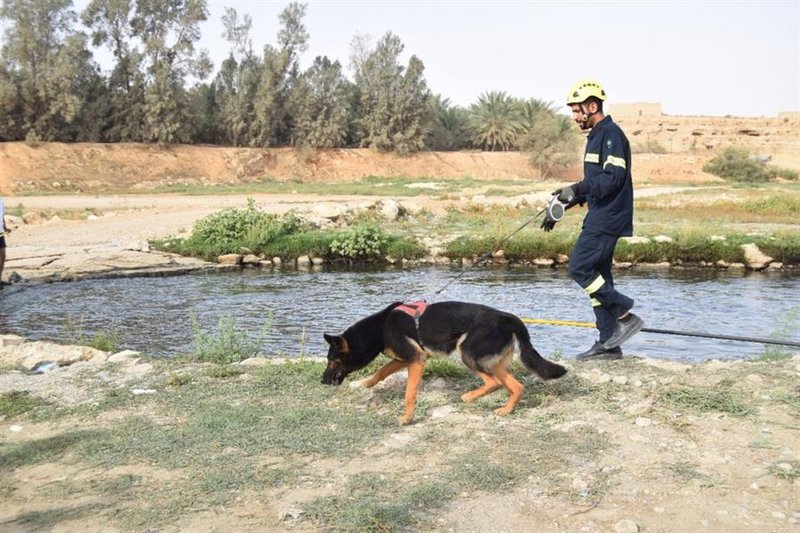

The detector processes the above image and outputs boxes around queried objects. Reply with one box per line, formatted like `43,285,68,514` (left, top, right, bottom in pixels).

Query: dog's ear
323,333,348,352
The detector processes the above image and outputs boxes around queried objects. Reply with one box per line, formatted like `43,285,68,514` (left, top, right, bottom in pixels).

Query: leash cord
432,206,548,296
522,318,800,348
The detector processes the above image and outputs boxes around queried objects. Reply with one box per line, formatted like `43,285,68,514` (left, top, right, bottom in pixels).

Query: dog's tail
511,317,567,380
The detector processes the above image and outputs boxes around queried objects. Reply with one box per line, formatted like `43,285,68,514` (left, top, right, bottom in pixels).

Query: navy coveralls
568,115,635,344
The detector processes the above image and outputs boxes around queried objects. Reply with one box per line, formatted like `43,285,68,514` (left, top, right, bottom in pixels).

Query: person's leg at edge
0,238,6,286
568,231,621,356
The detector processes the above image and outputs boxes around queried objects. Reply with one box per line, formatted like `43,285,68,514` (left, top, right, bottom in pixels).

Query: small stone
131,388,157,395
108,350,141,364
571,476,588,490
613,375,628,385
626,400,653,416
425,378,448,391
771,512,785,520
9,425,22,433
217,253,242,265
613,519,640,533
635,417,652,427
431,405,456,418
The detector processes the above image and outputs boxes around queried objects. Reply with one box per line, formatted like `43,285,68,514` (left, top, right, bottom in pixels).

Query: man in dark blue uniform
542,79,644,359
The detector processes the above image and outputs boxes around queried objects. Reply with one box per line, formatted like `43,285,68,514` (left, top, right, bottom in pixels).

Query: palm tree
426,94,468,150
518,98,556,131
467,91,522,151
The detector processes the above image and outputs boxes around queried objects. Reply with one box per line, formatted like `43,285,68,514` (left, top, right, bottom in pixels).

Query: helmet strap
579,102,599,127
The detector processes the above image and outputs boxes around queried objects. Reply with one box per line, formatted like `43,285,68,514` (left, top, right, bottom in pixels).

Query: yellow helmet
566,79,607,106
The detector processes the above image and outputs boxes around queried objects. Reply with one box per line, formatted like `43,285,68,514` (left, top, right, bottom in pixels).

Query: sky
41,1,800,117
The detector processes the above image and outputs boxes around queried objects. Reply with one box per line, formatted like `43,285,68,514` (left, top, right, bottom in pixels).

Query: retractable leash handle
546,195,568,222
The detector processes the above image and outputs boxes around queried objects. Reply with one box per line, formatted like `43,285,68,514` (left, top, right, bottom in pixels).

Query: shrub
24,130,41,148
180,200,307,259
191,313,271,364
703,147,770,182
632,139,668,154
329,224,388,260
765,166,799,181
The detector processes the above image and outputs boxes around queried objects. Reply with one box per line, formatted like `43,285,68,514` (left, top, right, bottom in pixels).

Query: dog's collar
395,301,428,319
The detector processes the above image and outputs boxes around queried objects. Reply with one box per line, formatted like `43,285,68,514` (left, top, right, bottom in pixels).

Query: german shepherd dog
322,301,567,425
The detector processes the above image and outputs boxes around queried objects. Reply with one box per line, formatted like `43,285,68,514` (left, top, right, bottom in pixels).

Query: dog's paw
493,406,513,416
461,391,478,403
398,415,414,426
348,379,369,390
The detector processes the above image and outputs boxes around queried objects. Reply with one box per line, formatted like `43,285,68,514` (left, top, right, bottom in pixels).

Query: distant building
607,102,663,117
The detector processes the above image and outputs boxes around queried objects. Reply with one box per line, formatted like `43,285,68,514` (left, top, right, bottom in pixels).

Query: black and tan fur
322,301,567,425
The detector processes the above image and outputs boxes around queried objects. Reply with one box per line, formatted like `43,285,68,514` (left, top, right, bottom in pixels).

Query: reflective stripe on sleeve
603,155,627,170
590,298,602,307
584,153,600,163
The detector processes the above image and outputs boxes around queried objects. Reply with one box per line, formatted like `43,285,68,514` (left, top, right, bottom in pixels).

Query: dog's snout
321,361,346,386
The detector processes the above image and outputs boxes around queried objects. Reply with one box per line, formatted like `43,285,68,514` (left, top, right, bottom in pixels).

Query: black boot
602,313,644,349
575,341,623,361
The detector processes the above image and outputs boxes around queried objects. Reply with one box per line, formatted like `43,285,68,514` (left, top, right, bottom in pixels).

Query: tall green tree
0,0,97,140
82,0,146,141
290,56,352,149
0,64,22,140
354,32,430,155
213,8,260,146
131,0,211,143
252,1,308,147
467,91,522,151
425,94,468,151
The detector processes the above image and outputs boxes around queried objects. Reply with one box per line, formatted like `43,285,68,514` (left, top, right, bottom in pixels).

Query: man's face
570,102,595,130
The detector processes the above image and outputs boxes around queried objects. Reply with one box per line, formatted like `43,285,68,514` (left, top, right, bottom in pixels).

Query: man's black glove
552,184,578,204
540,217,557,232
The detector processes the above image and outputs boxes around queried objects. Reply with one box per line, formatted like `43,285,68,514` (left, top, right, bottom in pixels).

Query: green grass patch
202,364,244,379
0,391,48,420
768,460,800,482
304,473,417,532
658,385,751,417
151,185,800,266
148,175,530,198
0,360,399,529
663,461,707,482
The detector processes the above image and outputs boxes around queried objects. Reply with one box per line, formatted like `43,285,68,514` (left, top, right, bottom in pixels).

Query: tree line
0,1,578,173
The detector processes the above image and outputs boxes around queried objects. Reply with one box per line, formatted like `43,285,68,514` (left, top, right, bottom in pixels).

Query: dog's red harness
395,301,428,319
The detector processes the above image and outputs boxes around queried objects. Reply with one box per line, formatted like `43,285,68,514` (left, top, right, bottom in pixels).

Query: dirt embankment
0,114,797,194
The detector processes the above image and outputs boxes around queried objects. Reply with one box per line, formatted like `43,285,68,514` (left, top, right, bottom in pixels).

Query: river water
1,267,798,362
